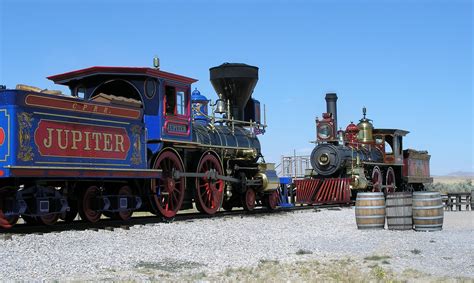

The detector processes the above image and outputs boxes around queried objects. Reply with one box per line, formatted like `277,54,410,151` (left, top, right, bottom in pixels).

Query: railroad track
0,203,352,237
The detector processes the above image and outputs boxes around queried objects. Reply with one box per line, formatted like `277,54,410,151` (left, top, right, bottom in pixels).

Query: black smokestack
210,63,258,121
325,93,338,131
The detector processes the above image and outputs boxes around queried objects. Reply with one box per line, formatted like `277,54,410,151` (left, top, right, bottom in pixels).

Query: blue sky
1,0,472,175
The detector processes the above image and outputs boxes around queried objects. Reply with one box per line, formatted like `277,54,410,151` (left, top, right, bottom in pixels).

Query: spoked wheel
37,213,59,226
79,186,102,223
242,189,256,211
150,149,185,219
385,167,396,194
114,186,133,221
371,166,383,192
263,190,279,210
195,152,224,215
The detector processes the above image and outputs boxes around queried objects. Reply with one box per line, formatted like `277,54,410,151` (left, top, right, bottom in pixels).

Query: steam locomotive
0,61,279,229
294,93,433,205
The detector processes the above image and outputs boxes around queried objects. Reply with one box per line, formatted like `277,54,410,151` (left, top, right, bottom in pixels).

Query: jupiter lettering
35,120,131,159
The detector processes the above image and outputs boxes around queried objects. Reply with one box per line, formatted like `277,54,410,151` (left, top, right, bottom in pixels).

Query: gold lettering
103,133,113,152
93,105,98,112
91,132,102,151
84,131,91,150
114,134,125,152
57,129,70,150
71,130,82,150
72,103,77,110
82,104,88,111
103,107,109,114
43,128,54,148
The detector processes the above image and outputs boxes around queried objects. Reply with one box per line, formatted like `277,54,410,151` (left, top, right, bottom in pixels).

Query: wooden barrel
386,192,412,230
412,191,444,231
355,192,385,229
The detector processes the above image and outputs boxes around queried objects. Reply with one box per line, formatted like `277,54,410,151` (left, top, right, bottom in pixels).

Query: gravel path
0,208,472,281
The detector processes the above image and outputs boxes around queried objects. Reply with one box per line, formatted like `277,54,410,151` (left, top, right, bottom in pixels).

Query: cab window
165,86,176,115
176,91,186,115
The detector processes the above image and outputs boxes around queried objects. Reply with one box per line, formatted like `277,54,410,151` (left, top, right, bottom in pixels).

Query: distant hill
446,171,474,177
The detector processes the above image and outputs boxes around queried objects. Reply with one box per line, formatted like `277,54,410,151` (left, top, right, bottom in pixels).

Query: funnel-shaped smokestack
210,63,258,121
325,93,338,131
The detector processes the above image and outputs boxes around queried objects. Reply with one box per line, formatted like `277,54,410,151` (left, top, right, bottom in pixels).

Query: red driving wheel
195,152,224,215
371,166,382,192
385,167,396,194
150,149,185,219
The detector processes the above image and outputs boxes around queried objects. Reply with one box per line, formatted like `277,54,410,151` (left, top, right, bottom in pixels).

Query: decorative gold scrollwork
131,125,142,165
17,112,34,161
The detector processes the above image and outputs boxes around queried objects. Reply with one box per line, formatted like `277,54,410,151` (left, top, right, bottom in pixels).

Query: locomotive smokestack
325,93,338,131
210,63,258,121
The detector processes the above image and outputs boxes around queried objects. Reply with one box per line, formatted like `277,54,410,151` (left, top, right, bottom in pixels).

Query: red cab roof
47,66,198,85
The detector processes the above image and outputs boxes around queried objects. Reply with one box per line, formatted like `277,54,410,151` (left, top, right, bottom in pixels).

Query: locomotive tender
295,93,433,205
0,62,279,229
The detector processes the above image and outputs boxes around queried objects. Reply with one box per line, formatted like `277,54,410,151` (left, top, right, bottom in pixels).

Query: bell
215,99,226,114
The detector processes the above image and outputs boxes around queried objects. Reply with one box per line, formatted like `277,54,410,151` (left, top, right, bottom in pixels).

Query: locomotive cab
373,129,408,165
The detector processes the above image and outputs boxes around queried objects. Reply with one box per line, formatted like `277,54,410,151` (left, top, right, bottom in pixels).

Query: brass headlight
318,153,330,166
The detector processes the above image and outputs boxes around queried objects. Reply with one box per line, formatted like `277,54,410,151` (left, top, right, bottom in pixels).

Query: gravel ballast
0,208,472,281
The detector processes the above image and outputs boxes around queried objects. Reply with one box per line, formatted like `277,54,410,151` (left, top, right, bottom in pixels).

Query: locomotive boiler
0,61,279,229
294,93,433,205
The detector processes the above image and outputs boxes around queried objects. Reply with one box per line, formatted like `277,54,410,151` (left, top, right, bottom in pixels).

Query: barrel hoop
414,225,443,228
388,226,412,230
386,216,412,219
356,215,385,219
413,192,441,196
412,205,444,210
386,204,412,208
357,193,384,196
356,197,385,201
357,224,384,228
413,216,444,220
412,197,442,201
355,206,386,209
386,196,412,199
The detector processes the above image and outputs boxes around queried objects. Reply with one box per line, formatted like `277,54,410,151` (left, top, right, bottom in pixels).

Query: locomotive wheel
385,167,396,194
371,166,383,192
79,186,102,223
242,189,256,211
0,210,12,229
151,149,185,219
37,213,59,226
195,153,224,215
114,186,133,221
0,189,19,227
263,190,279,210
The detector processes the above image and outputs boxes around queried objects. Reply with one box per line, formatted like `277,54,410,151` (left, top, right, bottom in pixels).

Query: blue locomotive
0,61,279,228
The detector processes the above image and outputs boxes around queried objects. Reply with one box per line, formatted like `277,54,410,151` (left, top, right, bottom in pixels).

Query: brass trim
33,111,130,125
5,165,161,173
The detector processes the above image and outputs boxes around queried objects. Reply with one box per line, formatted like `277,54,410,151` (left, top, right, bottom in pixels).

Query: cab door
161,84,192,141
